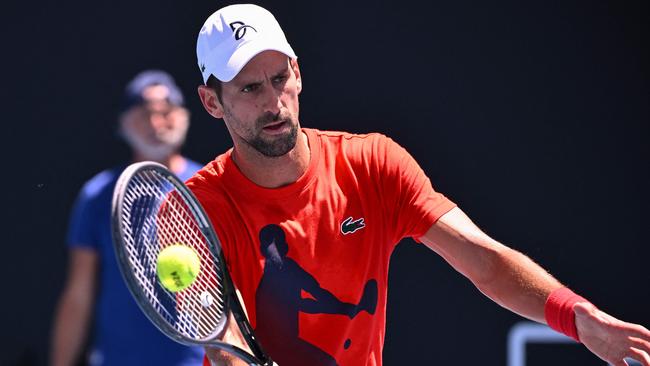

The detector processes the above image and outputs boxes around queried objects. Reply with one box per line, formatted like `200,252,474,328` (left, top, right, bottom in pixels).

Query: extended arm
421,207,650,366
50,248,98,366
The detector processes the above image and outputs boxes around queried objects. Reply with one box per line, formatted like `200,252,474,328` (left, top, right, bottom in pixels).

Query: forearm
50,248,97,366
50,289,94,366
471,244,563,323
421,208,563,324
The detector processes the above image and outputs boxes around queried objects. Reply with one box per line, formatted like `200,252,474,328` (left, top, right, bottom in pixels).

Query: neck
232,129,310,188
132,153,186,174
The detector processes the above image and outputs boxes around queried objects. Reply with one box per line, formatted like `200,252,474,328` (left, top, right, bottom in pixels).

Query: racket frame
111,162,273,366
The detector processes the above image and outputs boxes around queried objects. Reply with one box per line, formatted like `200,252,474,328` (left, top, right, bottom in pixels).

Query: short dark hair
206,75,223,104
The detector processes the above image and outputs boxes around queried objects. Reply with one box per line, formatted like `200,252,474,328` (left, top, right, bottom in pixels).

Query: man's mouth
262,120,287,132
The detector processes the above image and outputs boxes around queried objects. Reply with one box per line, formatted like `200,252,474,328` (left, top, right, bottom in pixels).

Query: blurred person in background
50,70,204,366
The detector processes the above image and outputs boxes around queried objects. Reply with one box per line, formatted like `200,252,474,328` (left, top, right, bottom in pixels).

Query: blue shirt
67,159,204,366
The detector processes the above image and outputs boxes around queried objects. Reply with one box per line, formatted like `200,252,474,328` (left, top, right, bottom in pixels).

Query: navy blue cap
121,70,184,113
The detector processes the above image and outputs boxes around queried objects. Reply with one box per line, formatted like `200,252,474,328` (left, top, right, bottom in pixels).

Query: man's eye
242,84,260,93
273,76,287,84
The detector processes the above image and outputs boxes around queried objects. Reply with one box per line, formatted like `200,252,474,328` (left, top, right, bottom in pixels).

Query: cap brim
216,39,297,82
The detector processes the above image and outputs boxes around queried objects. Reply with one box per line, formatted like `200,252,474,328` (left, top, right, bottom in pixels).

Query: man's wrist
544,287,591,342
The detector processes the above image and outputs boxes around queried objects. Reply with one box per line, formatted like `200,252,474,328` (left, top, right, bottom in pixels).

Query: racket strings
119,169,228,341
122,179,181,323
154,186,227,337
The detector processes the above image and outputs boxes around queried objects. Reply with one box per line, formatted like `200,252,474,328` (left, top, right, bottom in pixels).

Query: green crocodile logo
341,216,366,235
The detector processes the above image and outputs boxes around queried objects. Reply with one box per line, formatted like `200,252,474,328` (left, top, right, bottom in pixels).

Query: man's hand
205,288,253,366
204,310,251,366
575,302,650,366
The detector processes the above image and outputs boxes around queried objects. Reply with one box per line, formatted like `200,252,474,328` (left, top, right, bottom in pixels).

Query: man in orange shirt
189,4,650,366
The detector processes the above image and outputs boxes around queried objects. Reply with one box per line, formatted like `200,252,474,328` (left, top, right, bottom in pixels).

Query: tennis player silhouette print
254,224,378,366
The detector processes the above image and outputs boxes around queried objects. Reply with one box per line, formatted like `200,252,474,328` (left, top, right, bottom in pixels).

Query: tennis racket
111,161,273,366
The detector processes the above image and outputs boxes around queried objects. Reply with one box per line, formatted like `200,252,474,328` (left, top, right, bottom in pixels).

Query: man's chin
252,131,298,157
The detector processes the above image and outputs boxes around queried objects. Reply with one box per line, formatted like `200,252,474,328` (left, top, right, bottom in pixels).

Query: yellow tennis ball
156,244,201,292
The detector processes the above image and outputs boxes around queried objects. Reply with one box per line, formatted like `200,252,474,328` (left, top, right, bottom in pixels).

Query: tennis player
189,4,650,366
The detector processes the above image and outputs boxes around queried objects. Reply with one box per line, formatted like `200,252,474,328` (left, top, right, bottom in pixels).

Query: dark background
4,0,648,365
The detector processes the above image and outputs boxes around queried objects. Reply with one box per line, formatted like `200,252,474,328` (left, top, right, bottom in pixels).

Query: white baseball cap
196,4,297,83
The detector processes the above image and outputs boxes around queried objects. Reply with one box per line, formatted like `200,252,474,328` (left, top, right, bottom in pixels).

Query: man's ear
291,58,302,94
197,85,224,119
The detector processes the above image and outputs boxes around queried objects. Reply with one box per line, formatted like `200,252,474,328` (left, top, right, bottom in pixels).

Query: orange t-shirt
187,128,455,366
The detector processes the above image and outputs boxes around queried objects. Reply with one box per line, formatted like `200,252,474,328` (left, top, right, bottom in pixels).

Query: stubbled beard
249,121,298,157
233,110,298,157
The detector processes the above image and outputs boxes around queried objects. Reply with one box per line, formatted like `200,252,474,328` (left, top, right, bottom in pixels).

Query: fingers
632,324,650,340
630,337,650,355
625,324,650,366
628,347,650,366
614,328,650,366
616,337,650,366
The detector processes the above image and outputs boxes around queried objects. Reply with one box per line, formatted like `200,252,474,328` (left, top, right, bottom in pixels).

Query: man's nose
261,84,282,115
149,112,167,129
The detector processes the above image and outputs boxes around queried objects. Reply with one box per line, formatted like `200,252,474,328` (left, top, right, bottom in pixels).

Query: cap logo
229,21,257,40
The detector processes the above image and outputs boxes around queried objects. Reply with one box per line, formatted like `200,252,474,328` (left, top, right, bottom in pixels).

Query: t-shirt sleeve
371,134,456,243
66,186,101,250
